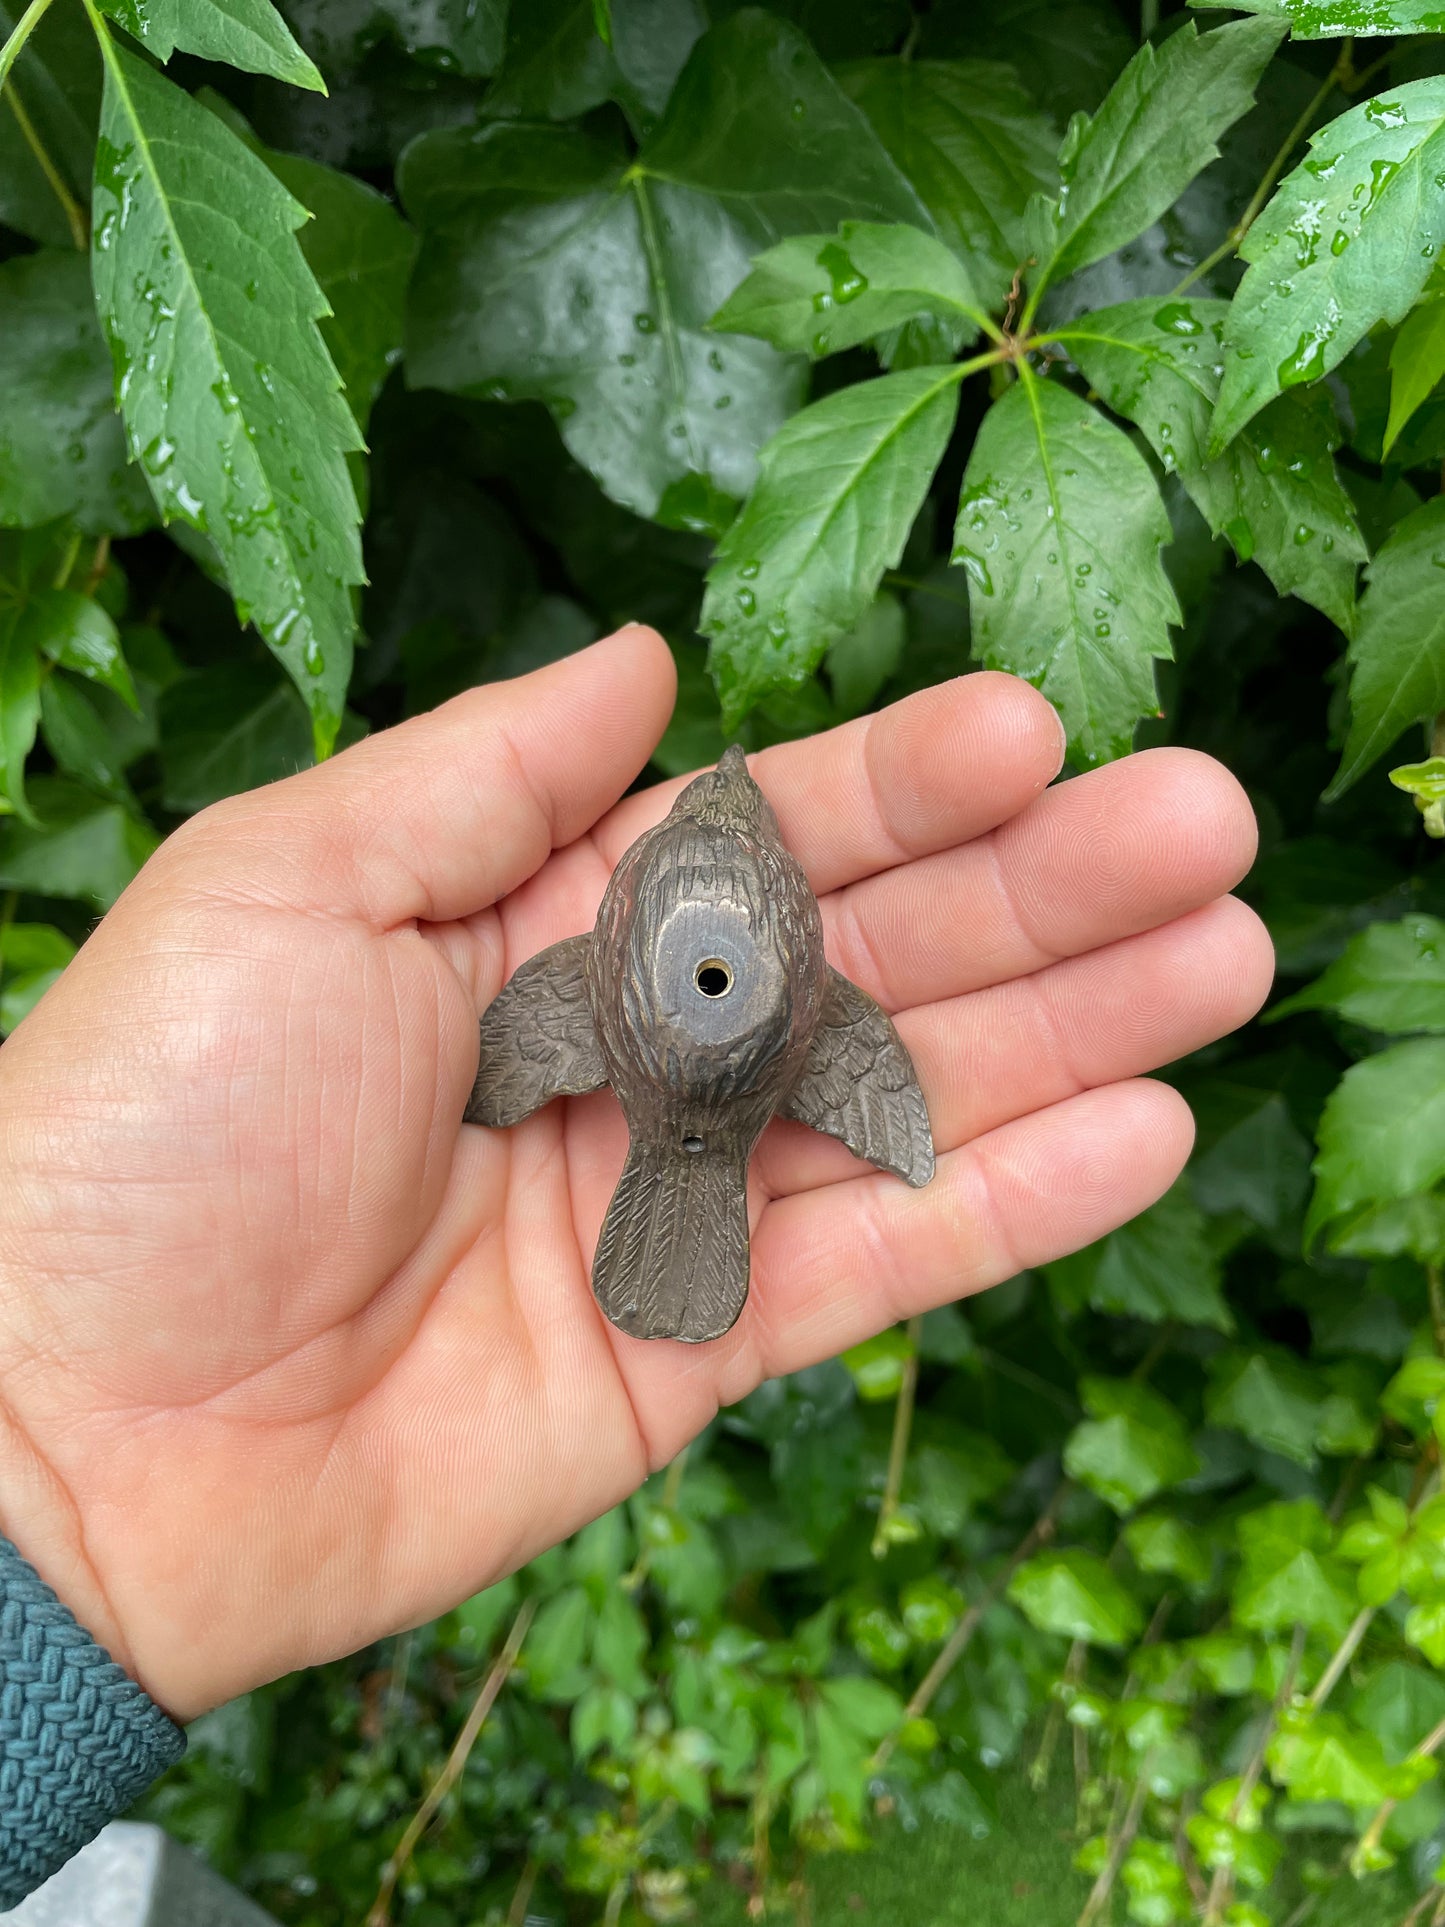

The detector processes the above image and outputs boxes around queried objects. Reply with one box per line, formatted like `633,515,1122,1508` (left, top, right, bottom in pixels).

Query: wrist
0,1393,145,1699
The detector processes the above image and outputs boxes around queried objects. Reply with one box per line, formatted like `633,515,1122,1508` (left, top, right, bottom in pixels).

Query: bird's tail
591,1133,751,1343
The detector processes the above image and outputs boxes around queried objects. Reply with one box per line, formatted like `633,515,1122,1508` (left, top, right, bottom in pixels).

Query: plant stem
623,1445,688,1590
505,1857,538,1927
1309,1604,1376,1711
1077,1759,1152,1927
1170,50,1349,298
0,0,53,94
872,1315,922,1558
4,86,86,248
602,1876,628,1927
1204,1624,1306,1925
1356,1711,1445,1868
51,529,81,591
1141,0,1158,39
82,536,110,598
1430,1264,1445,1356
366,1596,537,1927
872,1482,1068,1770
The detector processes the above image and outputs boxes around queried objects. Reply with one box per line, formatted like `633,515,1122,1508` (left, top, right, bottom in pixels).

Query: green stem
1171,48,1351,298
872,1482,1069,1771
622,1446,688,1591
1140,0,1158,39
51,528,81,591
1204,1624,1306,1926
872,1315,922,1558
1309,1604,1375,1711
1429,1264,1445,1356
0,0,54,94
1077,1758,1153,1927
4,86,86,248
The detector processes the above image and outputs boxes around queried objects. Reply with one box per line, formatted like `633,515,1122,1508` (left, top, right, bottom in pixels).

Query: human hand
0,628,1272,1722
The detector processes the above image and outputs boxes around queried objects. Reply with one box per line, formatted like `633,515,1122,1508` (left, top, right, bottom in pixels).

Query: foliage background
3,0,1445,1920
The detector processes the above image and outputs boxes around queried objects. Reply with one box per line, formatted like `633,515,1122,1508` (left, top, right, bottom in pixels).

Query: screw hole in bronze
682,1135,705,1154
694,959,733,998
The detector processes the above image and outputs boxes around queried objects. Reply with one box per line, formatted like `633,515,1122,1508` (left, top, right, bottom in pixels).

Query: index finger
594,670,1066,896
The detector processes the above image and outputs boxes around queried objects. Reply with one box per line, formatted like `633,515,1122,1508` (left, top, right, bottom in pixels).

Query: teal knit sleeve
0,1536,186,1911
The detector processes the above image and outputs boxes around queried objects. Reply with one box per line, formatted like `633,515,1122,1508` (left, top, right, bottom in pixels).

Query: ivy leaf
1329,497,1445,796
1186,1071,1314,1236
0,775,157,909
96,0,325,92
281,0,508,78
0,0,97,249
710,221,987,362
0,251,153,537
1034,17,1286,290
701,366,961,729
1386,288,1445,454
1212,80,1445,449
1406,1594,1445,1668
1267,1707,1424,1807
1272,916,1445,1034
1125,1513,1214,1589
1008,1548,1145,1648
404,12,927,526
1192,0,1445,35
40,675,137,807
826,592,905,718
837,59,1059,309
1063,296,1365,634
1064,1377,1201,1514
1046,1179,1233,1329
91,42,364,756
954,374,1178,768
1232,1500,1357,1636
1307,1038,1445,1244
0,922,76,1035
1205,1348,1326,1465
35,593,138,711
932,0,1134,124
483,0,705,132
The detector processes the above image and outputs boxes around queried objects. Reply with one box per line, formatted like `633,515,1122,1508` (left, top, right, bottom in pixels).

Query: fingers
594,671,1067,894
755,896,1273,1198
820,747,1260,1012
734,1078,1195,1398
163,627,677,928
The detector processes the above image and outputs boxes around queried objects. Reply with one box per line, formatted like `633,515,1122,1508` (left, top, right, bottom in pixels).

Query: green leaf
1064,1377,1201,1514
1329,497,1445,797
1034,17,1286,290
1307,1038,1445,1243
1386,289,1445,454
1380,1355,1445,1436
91,42,364,756
1125,1513,1214,1589
1393,757,1445,807
1267,1705,1433,1807
0,251,153,538
159,663,359,814
1406,1594,1445,1667
0,0,98,249
484,0,705,132
1008,1547,1145,1648
710,221,987,362
701,366,961,730
841,1326,912,1402
96,0,325,91
1192,0,1445,35
403,11,926,524
1186,1071,1314,1236
954,373,1178,768
0,775,156,909
282,0,508,78
1046,1180,1232,1330
0,598,42,820
591,1590,649,1696
1232,1500,1357,1637
825,592,905,719
35,591,137,711
252,150,418,433
571,1682,637,1759
523,1585,592,1700
0,922,76,1035
1205,1348,1325,1465
1272,916,1445,1034
1063,296,1365,634
1212,80,1445,449
40,674,136,806
837,59,1059,310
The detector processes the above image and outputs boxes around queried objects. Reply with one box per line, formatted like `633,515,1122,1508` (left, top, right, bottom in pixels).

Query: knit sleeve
0,1537,186,1911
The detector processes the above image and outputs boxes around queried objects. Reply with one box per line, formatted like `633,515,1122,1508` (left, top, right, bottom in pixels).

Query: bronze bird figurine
464,745,934,1342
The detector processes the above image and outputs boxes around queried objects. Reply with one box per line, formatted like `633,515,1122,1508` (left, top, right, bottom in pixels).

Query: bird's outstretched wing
464,934,607,1128
783,968,934,1187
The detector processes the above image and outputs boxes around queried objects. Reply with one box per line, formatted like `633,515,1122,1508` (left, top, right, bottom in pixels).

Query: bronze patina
465,745,934,1342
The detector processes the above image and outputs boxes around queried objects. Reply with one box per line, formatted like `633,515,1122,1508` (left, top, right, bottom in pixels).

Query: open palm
0,628,1271,1722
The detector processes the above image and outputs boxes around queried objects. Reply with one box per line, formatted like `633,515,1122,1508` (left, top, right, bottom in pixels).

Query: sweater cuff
0,1536,186,1912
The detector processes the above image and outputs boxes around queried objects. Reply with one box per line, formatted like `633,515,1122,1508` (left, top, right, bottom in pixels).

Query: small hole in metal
695,958,733,998
682,1135,705,1154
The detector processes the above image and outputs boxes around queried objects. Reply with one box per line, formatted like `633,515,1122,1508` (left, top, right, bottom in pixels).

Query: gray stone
6,1824,279,1926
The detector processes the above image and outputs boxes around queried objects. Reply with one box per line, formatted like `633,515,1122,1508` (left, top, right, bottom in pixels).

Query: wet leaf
96,0,324,90
91,42,364,754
